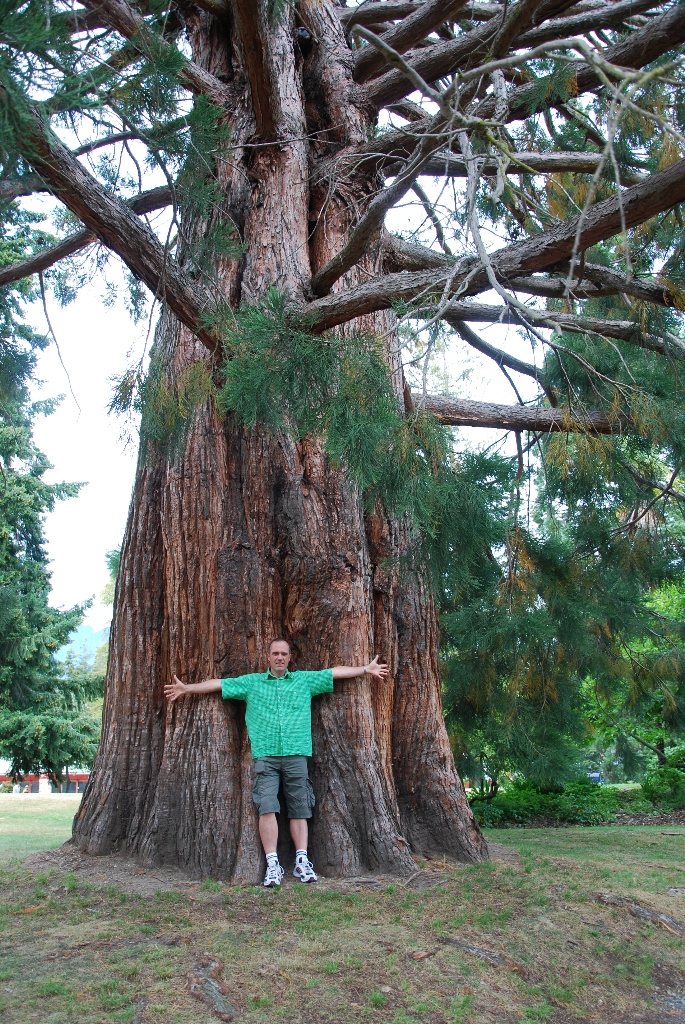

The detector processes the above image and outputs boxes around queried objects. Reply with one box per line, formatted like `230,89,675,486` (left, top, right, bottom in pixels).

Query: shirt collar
266,668,292,680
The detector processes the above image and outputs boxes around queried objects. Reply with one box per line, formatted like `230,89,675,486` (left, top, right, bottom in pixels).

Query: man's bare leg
259,813,278,855
289,818,308,852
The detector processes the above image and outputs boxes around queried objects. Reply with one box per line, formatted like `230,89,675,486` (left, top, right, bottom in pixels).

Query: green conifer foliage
0,200,100,780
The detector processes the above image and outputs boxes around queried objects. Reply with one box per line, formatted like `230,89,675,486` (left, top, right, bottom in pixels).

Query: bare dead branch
417,393,623,432
72,131,136,156
447,317,548,382
78,0,229,106
353,0,473,82
438,302,685,359
0,185,172,288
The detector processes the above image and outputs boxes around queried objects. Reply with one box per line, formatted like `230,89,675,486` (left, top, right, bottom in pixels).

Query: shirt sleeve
305,668,334,697
221,674,252,701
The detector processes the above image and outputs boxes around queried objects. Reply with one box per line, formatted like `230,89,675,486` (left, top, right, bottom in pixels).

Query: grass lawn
0,811,683,1023
0,795,81,864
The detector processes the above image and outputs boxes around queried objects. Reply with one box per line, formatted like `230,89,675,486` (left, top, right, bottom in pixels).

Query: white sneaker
263,861,284,887
293,856,317,883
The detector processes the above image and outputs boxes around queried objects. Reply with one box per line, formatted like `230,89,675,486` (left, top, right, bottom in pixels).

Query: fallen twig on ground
187,956,238,1022
589,893,684,936
438,937,533,980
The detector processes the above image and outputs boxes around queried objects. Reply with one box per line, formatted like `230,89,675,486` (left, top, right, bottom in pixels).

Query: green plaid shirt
220,668,334,757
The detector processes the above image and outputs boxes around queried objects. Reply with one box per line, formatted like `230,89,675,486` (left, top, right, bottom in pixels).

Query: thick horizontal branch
0,185,172,289
17,107,217,348
517,0,657,46
382,238,679,308
404,149,645,183
308,156,685,327
341,3,423,28
363,0,678,111
353,0,472,82
383,233,452,273
418,393,622,432
79,0,229,106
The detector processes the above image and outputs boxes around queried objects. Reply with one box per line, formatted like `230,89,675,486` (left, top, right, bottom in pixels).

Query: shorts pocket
306,778,315,812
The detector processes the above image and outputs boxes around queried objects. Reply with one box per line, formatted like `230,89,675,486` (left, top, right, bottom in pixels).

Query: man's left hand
364,656,389,681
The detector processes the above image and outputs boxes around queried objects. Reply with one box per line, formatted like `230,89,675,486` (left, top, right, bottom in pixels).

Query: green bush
472,779,623,827
641,766,685,810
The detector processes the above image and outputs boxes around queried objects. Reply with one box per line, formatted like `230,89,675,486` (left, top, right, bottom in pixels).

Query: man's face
268,642,291,677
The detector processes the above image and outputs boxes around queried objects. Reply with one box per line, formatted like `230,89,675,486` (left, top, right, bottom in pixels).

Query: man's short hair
269,637,291,653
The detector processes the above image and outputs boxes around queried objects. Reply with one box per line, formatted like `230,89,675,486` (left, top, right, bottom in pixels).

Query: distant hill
56,624,109,664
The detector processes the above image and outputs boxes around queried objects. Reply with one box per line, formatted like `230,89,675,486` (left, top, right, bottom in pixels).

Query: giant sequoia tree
2,0,685,879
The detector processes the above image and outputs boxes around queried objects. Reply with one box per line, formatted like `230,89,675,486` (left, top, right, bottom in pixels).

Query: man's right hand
164,674,187,702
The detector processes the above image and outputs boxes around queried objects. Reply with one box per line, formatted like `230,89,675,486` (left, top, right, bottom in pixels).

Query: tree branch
308,156,685,328
0,174,49,200
362,18,498,109
0,185,172,289
78,0,229,106
231,0,285,137
341,3,423,29
310,108,452,296
363,0,682,112
477,1,685,122
447,316,548,383
416,393,623,432
517,0,657,47
16,105,217,349
353,0,473,82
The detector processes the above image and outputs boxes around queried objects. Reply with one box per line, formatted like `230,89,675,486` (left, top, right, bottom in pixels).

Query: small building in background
0,771,90,793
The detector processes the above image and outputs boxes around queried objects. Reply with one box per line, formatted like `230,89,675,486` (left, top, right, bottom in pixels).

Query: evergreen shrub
472,779,623,827
641,766,685,810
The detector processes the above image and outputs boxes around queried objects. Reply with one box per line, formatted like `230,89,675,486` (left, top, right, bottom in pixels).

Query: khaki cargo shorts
252,755,316,819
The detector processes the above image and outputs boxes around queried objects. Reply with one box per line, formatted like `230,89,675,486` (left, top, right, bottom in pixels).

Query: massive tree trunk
72,0,486,880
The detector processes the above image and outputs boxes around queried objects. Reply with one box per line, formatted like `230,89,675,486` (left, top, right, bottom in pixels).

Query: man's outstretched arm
332,656,388,682
164,674,222,702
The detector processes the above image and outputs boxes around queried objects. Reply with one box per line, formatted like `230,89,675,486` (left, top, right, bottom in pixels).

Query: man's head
268,638,291,677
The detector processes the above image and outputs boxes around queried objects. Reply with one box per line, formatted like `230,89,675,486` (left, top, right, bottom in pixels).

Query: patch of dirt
23,841,209,898
613,808,685,826
22,840,467,897
486,842,521,864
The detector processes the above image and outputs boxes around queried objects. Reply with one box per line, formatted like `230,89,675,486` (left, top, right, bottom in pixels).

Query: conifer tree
0,204,100,779
2,0,685,877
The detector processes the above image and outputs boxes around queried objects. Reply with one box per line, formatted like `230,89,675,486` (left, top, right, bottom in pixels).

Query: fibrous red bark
72,0,487,881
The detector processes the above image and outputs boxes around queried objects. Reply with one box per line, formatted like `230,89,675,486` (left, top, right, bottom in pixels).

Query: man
164,640,388,887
